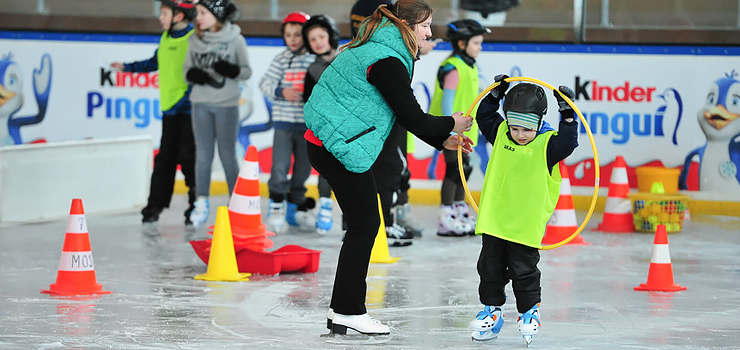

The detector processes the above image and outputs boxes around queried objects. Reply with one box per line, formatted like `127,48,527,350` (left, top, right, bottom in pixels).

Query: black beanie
198,0,240,23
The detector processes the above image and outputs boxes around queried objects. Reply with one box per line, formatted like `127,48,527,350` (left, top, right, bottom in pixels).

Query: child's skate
517,303,541,347
469,305,503,341
267,200,288,234
316,197,333,235
321,312,391,344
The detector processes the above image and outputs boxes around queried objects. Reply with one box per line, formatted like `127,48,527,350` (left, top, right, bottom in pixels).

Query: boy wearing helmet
429,19,489,237
469,75,578,346
111,0,198,226
302,14,340,235
259,11,318,234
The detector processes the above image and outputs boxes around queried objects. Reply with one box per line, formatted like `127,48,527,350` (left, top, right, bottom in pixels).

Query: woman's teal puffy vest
304,19,414,173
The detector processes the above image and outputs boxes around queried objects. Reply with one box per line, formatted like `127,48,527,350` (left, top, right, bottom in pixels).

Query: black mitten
213,60,240,79
554,85,575,112
186,68,209,85
488,74,510,102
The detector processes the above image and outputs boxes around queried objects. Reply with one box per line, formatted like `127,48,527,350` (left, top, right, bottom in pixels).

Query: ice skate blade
321,332,391,345
523,335,534,347
470,331,498,342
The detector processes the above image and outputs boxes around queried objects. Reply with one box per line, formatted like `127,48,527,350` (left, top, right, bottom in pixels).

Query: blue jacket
304,19,414,173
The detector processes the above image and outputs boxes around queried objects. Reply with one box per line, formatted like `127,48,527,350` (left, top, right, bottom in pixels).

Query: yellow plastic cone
370,195,400,264
195,206,251,282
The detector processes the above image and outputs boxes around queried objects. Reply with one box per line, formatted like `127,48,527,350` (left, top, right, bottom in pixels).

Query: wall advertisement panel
2,32,739,200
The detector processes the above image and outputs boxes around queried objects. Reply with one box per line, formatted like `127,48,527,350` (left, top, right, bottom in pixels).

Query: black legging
307,141,380,316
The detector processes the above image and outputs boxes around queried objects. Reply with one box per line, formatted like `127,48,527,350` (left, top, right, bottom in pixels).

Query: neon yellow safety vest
475,120,561,248
429,55,480,144
157,30,193,112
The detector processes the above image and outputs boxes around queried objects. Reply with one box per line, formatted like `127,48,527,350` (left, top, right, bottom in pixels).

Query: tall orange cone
634,224,686,291
210,145,274,250
370,195,400,264
594,156,635,233
195,206,251,282
41,199,111,295
543,162,589,245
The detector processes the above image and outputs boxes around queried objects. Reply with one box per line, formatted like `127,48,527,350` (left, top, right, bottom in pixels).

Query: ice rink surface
1,195,739,349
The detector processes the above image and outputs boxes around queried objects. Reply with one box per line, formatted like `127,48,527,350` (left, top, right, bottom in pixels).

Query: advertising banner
2,32,739,198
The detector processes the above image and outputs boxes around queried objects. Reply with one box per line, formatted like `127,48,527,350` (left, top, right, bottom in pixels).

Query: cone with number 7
41,199,111,295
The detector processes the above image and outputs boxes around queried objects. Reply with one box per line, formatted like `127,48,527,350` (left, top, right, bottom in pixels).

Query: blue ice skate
517,303,541,347
469,305,503,341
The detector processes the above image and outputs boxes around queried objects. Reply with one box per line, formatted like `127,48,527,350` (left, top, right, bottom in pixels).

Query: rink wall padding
0,136,151,222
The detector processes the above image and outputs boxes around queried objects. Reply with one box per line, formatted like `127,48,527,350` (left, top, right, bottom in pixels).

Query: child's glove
187,68,209,85
213,60,240,79
554,85,575,112
489,74,510,101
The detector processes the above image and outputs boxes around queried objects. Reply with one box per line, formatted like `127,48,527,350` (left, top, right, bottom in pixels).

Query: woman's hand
443,134,474,153
451,111,474,134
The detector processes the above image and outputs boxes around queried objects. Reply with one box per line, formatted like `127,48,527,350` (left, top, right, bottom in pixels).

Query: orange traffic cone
216,145,274,249
634,224,686,292
594,155,635,233
543,162,589,245
41,199,111,296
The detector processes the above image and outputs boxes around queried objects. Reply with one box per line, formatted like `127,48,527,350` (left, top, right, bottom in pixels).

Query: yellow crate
628,193,690,233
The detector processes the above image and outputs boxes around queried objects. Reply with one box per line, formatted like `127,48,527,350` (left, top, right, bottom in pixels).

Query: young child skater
112,0,197,227
301,14,340,235
259,12,317,234
429,19,489,237
304,0,474,340
183,0,251,228
469,75,578,346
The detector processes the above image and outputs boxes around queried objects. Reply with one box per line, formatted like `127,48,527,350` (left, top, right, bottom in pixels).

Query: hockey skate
517,303,541,347
469,305,503,341
386,224,413,246
286,198,317,232
189,196,210,229
394,203,424,237
321,313,391,344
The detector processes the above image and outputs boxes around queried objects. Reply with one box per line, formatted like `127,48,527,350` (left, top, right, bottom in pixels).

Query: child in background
469,75,578,346
429,19,489,237
183,0,251,228
112,0,197,227
301,14,340,235
259,12,317,234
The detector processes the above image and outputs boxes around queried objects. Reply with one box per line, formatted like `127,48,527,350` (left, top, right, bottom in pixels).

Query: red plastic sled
190,240,321,275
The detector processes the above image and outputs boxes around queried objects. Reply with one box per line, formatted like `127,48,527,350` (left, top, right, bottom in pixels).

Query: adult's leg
371,123,405,225
191,104,216,197
214,106,240,194
307,142,378,316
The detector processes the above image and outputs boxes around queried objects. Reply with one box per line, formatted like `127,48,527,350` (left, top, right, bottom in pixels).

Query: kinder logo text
100,68,159,89
574,76,656,102
573,77,683,145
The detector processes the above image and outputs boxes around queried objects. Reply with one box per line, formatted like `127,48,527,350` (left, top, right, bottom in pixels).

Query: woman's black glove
186,68,209,85
213,60,240,79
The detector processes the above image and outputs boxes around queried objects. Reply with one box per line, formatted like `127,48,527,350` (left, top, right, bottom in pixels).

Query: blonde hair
342,0,433,60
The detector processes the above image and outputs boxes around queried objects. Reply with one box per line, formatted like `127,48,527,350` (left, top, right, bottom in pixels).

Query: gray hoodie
184,22,252,106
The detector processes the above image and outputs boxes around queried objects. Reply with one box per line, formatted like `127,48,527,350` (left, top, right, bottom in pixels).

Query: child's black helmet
302,14,340,55
446,19,490,44
503,83,548,117
160,0,196,21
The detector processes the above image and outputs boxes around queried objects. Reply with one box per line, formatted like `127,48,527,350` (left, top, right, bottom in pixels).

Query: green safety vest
157,30,193,111
475,120,561,248
429,55,480,144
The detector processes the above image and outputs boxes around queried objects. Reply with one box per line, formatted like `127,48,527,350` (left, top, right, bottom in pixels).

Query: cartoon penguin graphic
679,71,740,193
0,53,52,145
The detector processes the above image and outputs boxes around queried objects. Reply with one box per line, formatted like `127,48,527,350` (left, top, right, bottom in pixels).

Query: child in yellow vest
469,75,578,346
111,0,197,226
429,19,489,236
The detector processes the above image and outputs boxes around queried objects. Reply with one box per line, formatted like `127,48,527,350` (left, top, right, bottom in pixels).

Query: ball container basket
628,193,690,233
